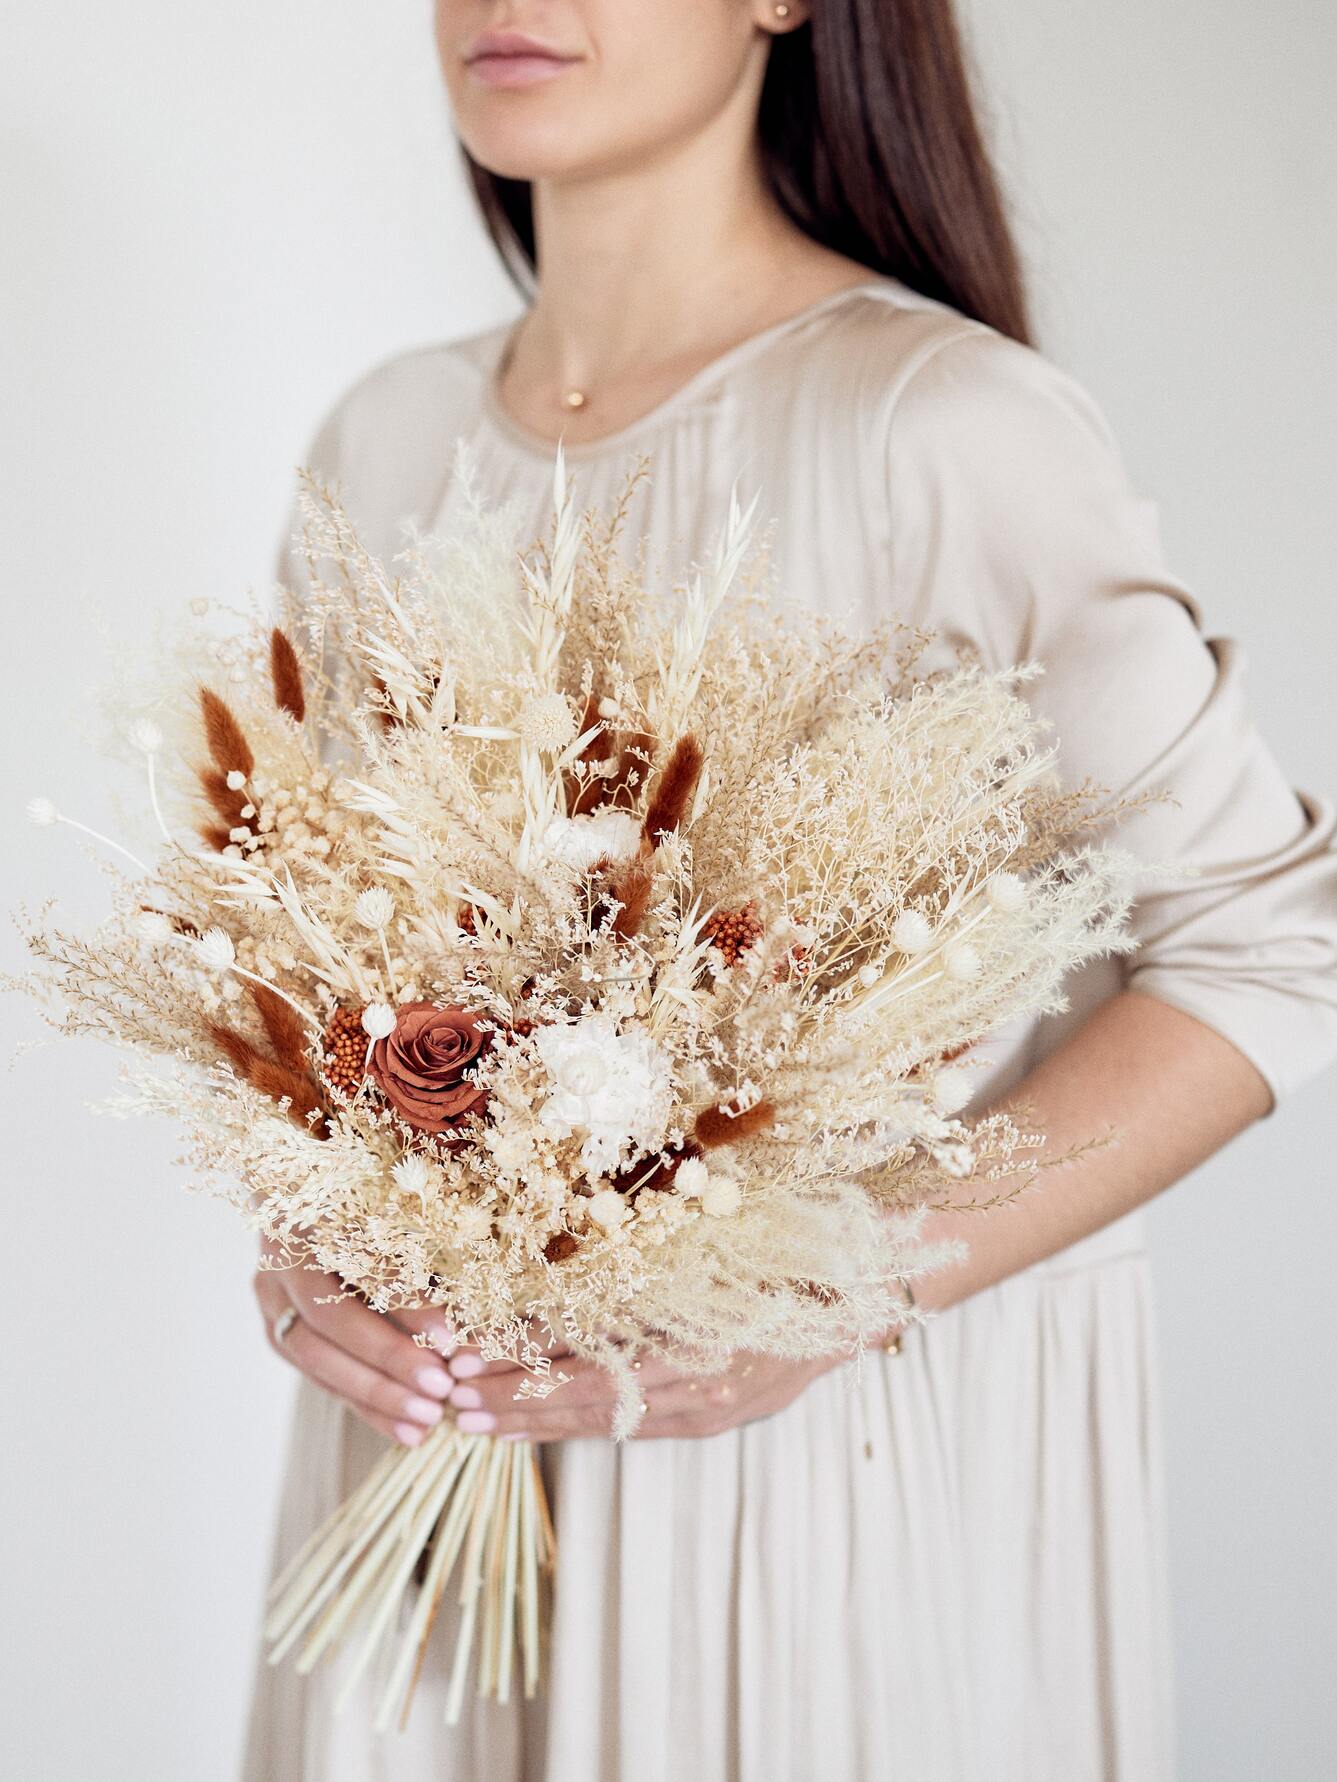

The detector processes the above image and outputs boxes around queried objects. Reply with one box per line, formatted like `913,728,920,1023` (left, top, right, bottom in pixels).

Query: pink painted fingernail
394,1420,426,1445
414,1364,454,1399
499,1432,529,1442
403,1395,445,1426
448,1384,483,1410
428,1321,458,1356
454,1410,496,1434
448,1351,485,1379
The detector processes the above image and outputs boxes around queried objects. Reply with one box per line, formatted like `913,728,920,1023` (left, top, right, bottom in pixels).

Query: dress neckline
476,276,903,463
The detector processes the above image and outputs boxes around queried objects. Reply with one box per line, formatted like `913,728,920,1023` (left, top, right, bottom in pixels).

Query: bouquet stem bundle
264,1428,553,1727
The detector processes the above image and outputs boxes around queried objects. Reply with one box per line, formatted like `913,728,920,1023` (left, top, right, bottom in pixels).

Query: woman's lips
466,53,578,88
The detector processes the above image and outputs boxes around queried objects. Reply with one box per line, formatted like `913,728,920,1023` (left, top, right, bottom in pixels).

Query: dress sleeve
883,323,1337,1109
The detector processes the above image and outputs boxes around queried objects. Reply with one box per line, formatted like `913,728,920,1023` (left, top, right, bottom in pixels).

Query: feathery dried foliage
12,442,1147,1435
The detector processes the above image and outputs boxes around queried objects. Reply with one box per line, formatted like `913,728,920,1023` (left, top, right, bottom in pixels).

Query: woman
244,3,1337,1777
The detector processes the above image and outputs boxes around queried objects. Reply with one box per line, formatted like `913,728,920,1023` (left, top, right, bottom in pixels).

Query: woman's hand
252,1237,457,1446
443,1342,852,1442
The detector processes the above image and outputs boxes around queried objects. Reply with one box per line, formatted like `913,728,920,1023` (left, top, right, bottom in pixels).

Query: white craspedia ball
933,1062,976,1114
892,909,933,955
701,1177,743,1217
944,941,981,982
196,927,237,971
355,887,396,930
189,597,210,617
596,696,620,721
27,796,59,828
517,691,577,752
674,1156,711,1197
225,769,247,791
986,871,1027,913
586,1188,630,1232
129,718,164,754
857,962,882,989
136,910,173,944
360,1001,398,1040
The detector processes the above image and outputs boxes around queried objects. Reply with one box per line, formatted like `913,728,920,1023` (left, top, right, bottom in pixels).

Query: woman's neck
498,117,872,446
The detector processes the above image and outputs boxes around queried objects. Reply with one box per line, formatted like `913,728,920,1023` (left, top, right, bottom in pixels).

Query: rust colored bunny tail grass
205,1019,265,1079
269,627,307,724
249,981,312,1072
198,686,255,779
263,1428,555,1729
641,733,703,847
609,858,654,941
693,1097,777,1150
198,768,246,825
247,1060,328,1134
206,1020,324,1132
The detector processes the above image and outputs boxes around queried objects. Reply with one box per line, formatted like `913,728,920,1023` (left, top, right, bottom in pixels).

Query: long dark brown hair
460,0,1033,346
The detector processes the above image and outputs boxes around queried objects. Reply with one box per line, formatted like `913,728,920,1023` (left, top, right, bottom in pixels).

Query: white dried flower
701,1177,742,1217
360,1002,398,1040
944,941,981,982
136,910,173,944
391,1154,434,1204
857,962,881,988
596,696,620,720
674,1156,711,1197
516,691,576,752
543,808,642,874
355,887,396,930
892,909,933,954
586,1188,630,1232
128,719,163,754
933,1062,976,1114
225,770,247,791
196,928,236,971
536,1013,672,1172
985,871,1027,913
228,826,252,844
453,1202,494,1244
189,597,210,616
27,797,58,828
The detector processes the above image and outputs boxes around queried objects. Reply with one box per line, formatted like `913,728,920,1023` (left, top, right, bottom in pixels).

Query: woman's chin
454,119,610,186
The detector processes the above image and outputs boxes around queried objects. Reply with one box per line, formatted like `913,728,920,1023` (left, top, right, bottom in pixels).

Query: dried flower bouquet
11,443,1141,1728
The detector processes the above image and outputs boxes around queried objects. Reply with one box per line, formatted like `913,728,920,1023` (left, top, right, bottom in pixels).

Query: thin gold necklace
502,314,590,414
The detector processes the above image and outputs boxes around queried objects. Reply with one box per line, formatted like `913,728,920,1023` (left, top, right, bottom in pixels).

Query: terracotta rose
367,1002,492,1137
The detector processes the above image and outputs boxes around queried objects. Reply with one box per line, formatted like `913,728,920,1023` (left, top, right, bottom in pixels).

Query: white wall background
1,5,1332,1778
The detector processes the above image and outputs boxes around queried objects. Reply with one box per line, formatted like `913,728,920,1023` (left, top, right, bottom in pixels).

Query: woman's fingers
388,1303,457,1353
449,1352,693,1436
264,1296,448,1442
278,1263,455,1402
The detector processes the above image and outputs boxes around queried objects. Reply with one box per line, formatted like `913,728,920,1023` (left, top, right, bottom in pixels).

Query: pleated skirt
240,1228,1175,1782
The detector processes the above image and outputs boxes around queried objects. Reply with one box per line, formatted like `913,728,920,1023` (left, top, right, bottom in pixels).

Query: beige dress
241,277,1337,1781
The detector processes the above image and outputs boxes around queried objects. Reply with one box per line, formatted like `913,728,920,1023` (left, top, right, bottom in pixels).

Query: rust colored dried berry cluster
703,900,764,967
321,1005,368,1097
